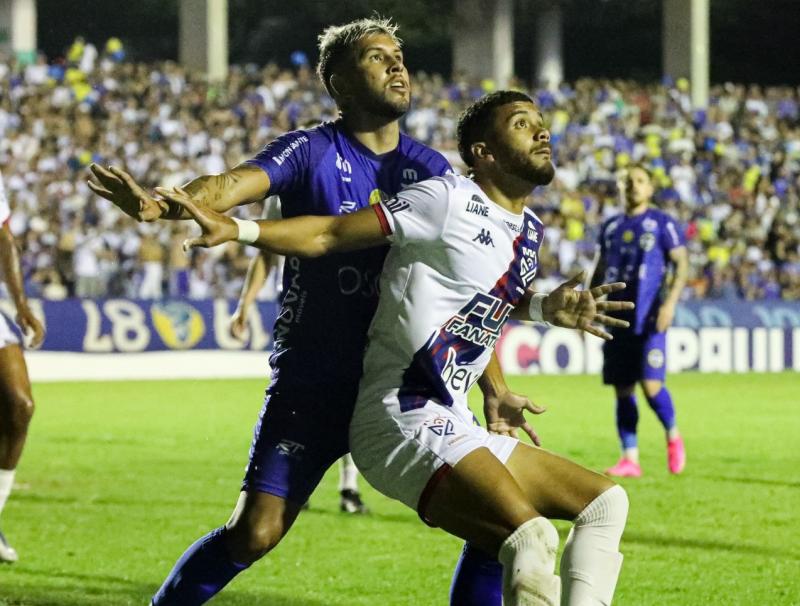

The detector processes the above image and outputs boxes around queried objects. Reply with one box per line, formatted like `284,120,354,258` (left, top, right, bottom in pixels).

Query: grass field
0,373,798,605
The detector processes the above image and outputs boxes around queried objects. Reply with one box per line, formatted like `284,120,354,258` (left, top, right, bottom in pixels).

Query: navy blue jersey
246,120,452,391
599,208,685,335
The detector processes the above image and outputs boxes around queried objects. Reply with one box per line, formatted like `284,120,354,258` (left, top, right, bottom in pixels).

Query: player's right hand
154,186,238,250
17,306,45,349
229,307,248,340
88,164,166,222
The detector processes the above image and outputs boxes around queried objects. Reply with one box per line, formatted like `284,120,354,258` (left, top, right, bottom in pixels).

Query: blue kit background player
590,163,689,478
90,18,540,606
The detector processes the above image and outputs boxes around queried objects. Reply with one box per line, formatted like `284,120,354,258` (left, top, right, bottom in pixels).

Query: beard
360,86,410,120
502,147,556,186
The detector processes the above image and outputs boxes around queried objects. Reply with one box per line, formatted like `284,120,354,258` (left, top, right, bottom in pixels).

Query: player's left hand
17,306,45,349
155,187,238,250
543,271,634,340
656,301,676,332
484,390,545,446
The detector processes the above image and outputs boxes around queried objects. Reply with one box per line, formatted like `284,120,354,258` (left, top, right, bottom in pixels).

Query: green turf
0,373,798,605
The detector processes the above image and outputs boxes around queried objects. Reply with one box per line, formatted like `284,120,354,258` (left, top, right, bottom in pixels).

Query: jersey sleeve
660,215,685,252
261,195,282,220
374,177,451,246
0,171,9,225
244,130,311,195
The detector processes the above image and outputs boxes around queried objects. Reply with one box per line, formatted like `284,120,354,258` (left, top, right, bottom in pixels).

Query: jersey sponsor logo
472,228,495,247
527,227,540,243
622,229,635,243
273,257,306,346
271,135,309,166
340,200,358,214
639,232,656,251
336,153,352,182
425,415,456,436
441,347,481,395
520,248,539,285
384,197,410,215
505,220,522,233
467,195,489,217
150,301,206,349
444,292,512,349
276,439,305,457
647,348,665,369
401,168,419,187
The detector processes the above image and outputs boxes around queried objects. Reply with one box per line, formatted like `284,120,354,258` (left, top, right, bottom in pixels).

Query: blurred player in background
160,90,634,606
230,194,369,514
590,164,688,478
0,170,46,563
91,18,537,605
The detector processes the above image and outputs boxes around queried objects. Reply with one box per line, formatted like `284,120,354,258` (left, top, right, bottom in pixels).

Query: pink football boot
605,458,642,477
667,436,686,474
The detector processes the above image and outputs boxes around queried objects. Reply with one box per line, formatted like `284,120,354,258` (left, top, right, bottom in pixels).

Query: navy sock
449,542,502,606
152,527,250,605
616,394,639,449
646,387,676,431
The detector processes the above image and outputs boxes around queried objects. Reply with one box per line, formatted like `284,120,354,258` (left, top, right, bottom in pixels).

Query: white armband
232,218,260,244
528,293,552,325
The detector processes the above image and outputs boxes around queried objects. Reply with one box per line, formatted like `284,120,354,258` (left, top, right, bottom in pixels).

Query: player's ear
471,142,493,163
329,73,349,100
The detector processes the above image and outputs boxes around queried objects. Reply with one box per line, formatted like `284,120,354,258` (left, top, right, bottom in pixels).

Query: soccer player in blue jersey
90,19,541,605
590,164,689,477
159,90,635,606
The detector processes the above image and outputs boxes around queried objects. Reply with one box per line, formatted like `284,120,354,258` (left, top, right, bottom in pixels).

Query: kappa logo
472,229,495,247
276,439,305,457
336,153,352,182
426,418,456,437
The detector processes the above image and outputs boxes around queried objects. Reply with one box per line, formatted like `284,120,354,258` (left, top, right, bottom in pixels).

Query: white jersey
0,170,19,347
0,171,10,225
363,173,544,412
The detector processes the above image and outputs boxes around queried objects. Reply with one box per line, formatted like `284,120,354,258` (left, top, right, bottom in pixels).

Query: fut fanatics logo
384,197,410,215
472,229,495,247
426,417,455,437
467,195,489,217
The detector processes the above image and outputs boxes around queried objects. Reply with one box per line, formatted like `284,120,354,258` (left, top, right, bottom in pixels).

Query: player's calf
498,517,561,606
560,484,628,605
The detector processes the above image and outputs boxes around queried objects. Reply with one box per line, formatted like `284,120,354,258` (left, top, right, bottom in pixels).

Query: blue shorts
602,331,667,386
242,387,355,504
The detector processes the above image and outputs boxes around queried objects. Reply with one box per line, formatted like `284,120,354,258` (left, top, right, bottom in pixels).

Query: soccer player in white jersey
0,170,46,562
231,194,369,514
159,91,635,606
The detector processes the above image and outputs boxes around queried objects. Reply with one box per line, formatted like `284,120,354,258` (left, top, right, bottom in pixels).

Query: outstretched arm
88,164,270,221
0,225,45,348
511,272,634,340
156,186,389,256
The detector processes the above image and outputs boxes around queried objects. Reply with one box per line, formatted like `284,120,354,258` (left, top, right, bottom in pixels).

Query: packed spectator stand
1,39,798,302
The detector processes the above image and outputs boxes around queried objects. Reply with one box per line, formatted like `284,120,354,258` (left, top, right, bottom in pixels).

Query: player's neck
626,202,649,216
340,113,400,155
474,175,529,215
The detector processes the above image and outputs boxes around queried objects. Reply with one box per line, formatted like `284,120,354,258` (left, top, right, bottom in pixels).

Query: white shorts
349,388,518,514
0,312,19,348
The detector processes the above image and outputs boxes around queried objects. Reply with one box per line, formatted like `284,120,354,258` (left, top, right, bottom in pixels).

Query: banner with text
5,299,799,373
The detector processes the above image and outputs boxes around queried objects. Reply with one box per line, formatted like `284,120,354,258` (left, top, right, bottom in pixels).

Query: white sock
338,454,359,492
498,516,561,606
560,485,629,606
0,469,15,519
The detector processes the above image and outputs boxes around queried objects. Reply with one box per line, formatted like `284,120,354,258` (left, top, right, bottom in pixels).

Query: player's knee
578,485,629,534
226,518,284,563
7,391,34,429
641,380,662,399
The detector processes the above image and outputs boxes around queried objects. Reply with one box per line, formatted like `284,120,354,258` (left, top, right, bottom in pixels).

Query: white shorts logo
647,348,665,369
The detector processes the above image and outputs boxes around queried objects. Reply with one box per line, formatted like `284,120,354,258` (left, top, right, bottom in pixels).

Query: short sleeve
660,215,685,252
244,130,312,195
374,177,451,246
262,195,282,220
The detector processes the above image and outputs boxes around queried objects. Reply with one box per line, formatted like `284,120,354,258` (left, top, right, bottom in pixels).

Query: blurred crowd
0,37,798,302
